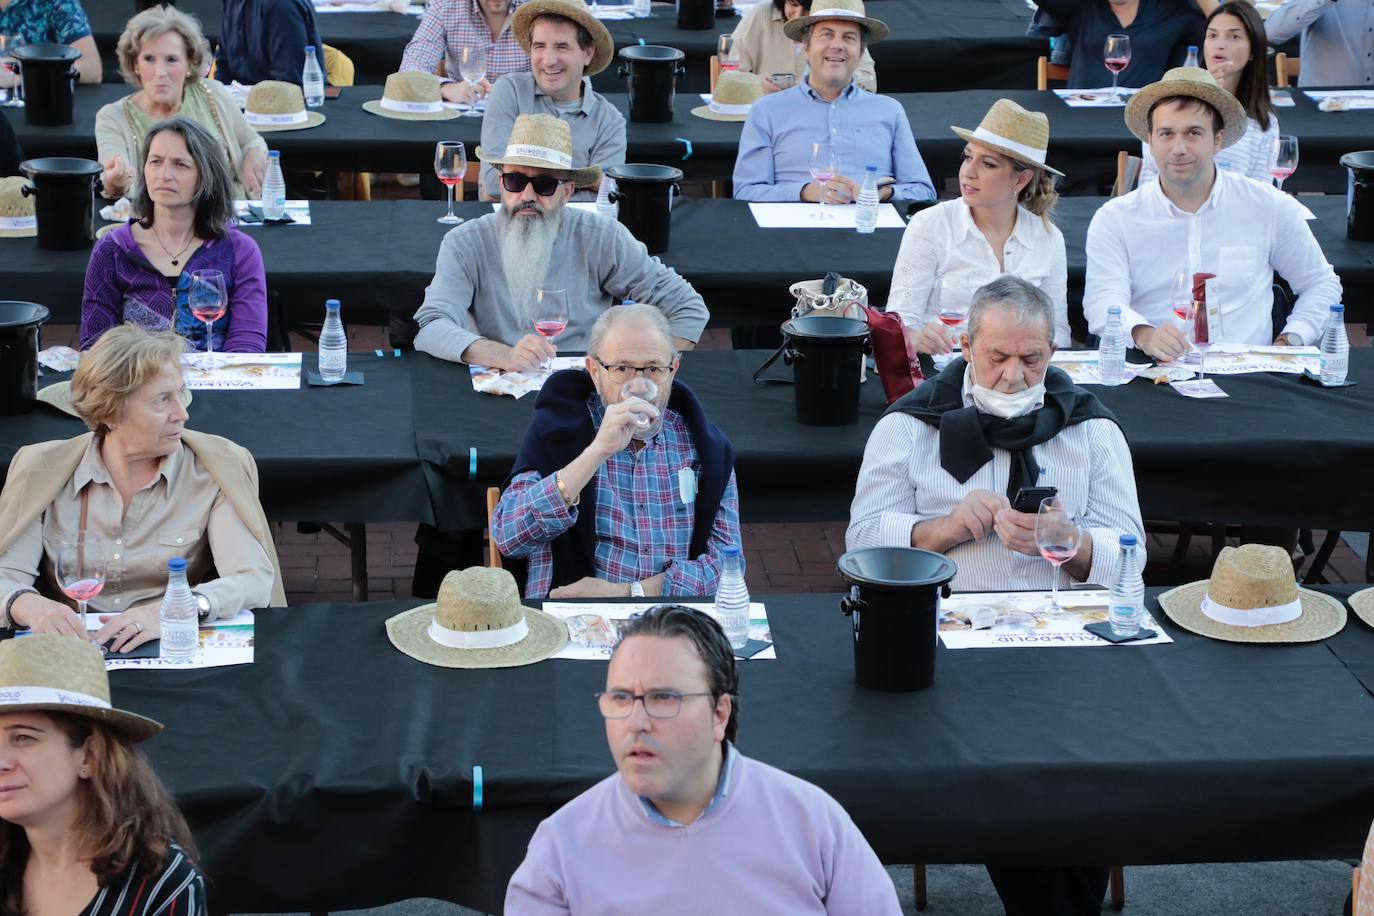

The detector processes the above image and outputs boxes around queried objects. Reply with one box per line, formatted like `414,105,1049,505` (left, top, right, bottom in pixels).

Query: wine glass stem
1049,564,1060,610
446,184,455,220
79,599,87,635
204,319,214,367
1276,177,1285,193
1111,70,1119,101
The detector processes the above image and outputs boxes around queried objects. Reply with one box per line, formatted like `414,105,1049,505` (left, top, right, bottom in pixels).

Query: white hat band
0,215,35,230
809,8,864,18
1201,595,1302,628
381,96,444,114
709,99,753,115
971,126,1047,165
504,144,574,169
245,109,310,126
0,685,111,709
428,616,529,649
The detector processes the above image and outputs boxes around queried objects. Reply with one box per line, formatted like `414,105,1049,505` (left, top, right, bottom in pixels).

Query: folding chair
1114,150,1142,197
1036,56,1070,91
1274,52,1300,88
485,487,503,569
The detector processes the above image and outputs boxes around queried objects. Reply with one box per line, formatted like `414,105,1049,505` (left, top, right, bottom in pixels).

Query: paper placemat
748,202,905,230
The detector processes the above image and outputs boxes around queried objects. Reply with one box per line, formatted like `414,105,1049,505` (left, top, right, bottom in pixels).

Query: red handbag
861,305,923,403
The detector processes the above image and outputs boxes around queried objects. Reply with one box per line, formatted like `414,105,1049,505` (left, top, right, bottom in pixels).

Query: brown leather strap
77,486,89,572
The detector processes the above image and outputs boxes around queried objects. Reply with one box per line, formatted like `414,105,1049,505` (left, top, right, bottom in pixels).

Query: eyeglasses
593,357,674,382
596,690,714,719
500,172,568,196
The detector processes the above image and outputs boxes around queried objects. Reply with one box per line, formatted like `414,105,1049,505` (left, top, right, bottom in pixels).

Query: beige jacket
730,2,877,93
94,79,268,200
0,430,287,609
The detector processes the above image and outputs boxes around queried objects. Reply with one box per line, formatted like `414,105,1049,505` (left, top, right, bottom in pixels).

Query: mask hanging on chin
968,362,1045,419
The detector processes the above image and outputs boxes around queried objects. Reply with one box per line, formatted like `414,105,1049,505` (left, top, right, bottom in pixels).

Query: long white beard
498,204,563,323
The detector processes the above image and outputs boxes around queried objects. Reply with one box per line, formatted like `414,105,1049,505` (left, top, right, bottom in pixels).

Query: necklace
150,226,196,266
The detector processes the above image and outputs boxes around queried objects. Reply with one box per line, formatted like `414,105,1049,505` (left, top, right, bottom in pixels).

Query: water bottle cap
622,299,636,306
268,150,280,159
1107,306,1121,315
721,545,741,557
1118,534,1137,547
305,45,316,53
865,164,877,172
1331,304,1345,313
1187,45,1197,51
167,557,188,572
326,298,340,309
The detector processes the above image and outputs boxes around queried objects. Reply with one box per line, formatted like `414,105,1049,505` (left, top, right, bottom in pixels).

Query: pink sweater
505,751,901,915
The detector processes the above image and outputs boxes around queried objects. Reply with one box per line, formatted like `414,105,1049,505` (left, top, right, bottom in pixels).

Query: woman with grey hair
95,4,267,201
80,117,268,353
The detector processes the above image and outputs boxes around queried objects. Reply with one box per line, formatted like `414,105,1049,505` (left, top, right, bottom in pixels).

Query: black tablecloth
105,587,1374,912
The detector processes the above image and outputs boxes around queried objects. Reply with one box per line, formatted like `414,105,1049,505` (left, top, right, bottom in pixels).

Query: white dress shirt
1137,114,1280,185
1265,0,1374,86
887,200,1071,347
846,369,1145,593
1083,165,1341,345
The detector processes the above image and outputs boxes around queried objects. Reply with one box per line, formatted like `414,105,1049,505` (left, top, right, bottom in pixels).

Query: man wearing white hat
479,0,625,200
732,0,935,204
413,114,707,373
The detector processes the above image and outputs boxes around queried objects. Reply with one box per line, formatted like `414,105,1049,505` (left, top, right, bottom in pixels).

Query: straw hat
476,114,601,188
691,69,763,122
37,379,191,418
385,567,568,668
1124,66,1247,149
0,176,37,239
1159,544,1346,643
0,635,162,741
362,72,460,121
783,0,890,44
951,98,1065,178
245,80,325,132
511,0,614,77
1350,587,1374,629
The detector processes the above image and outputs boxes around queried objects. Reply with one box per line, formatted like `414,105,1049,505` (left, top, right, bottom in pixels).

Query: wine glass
1034,497,1081,619
0,36,23,108
809,140,837,218
435,141,466,225
718,34,738,71
188,269,228,370
533,287,567,374
56,533,106,636
621,376,660,436
1271,135,1298,192
457,46,486,114
1103,34,1131,102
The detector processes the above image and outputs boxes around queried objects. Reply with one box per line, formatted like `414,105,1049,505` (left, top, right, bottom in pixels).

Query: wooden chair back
1037,56,1070,91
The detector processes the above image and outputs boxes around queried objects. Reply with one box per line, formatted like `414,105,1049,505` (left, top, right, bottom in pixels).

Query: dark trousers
986,865,1112,916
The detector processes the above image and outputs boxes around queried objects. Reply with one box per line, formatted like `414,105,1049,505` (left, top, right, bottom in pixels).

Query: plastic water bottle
319,299,347,382
596,175,618,220
1320,304,1348,386
1184,45,1199,68
159,557,199,661
713,546,751,650
303,46,325,108
855,164,880,235
633,0,651,17
1099,305,1126,386
1108,534,1145,638
261,151,286,220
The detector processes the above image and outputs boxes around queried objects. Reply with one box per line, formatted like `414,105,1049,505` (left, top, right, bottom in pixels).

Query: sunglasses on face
500,172,568,196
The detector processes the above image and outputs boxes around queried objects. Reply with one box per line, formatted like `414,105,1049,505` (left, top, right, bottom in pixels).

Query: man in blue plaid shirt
400,0,532,105
493,305,741,600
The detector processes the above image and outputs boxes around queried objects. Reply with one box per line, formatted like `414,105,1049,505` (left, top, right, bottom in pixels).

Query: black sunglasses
500,172,568,196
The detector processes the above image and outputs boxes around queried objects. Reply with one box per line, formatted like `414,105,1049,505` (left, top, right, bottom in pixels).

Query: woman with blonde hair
95,4,267,201
888,99,1071,356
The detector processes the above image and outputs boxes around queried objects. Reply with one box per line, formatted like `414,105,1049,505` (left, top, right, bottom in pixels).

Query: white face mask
968,363,1045,419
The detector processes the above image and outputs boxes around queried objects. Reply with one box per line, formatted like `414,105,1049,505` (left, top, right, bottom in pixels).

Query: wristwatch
629,581,645,598
192,591,213,623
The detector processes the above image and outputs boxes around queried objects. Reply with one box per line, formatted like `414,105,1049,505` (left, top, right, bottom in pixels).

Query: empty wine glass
621,376,659,436
1271,134,1298,191
1103,34,1131,102
1034,497,1081,619
454,46,486,114
56,533,106,635
533,287,567,374
809,140,837,218
188,268,228,370
435,140,466,225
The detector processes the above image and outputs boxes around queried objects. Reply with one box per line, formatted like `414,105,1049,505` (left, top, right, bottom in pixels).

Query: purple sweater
80,223,268,353
505,751,901,915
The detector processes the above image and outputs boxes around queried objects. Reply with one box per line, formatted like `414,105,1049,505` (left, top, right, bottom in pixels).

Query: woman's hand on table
241,147,268,199
10,593,84,637
95,604,161,654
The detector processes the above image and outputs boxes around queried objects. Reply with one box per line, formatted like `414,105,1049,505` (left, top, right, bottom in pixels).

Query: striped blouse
1138,113,1280,186
82,841,207,916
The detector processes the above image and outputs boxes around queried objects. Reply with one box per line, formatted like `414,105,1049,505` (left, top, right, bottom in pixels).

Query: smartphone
1012,486,1058,514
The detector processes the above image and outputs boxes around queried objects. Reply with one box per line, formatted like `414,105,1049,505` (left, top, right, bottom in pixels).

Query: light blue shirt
731,77,935,203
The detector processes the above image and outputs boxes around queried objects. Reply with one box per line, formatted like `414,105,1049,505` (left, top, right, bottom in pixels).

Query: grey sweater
413,207,709,362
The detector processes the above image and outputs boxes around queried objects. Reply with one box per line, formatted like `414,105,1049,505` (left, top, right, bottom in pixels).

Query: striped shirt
83,840,207,916
1138,114,1280,186
845,372,1144,592
492,396,741,600
399,0,531,83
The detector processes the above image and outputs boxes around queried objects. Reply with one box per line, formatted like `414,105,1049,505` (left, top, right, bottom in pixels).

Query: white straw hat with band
951,98,1065,178
691,69,763,122
1159,544,1346,643
0,634,162,741
1350,587,1374,630
363,72,460,121
244,80,325,132
476,113,602,188
0,176,37,239
782,0,890,44
1124,66,1247,149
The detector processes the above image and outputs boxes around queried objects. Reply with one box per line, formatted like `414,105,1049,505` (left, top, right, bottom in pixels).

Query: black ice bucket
1340,151,1374,242
778,315,868,426
0,302,50,416
618,45,686,123
19,157,102,251
606,163,683,255
13,43,80,127
676,0,714,29
838,547,957,692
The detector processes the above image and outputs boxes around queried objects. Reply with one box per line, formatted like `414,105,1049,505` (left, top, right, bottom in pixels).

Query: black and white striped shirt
81,840,206,916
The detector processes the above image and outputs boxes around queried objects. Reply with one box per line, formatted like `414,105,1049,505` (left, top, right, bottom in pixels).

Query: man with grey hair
492,304,740,599
413,114,706,372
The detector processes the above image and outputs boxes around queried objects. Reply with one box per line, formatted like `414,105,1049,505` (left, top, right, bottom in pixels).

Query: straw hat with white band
0,176,37,239
782,0,889,44
386,566,568,668
245,80,325,132
363,72,460,121
692,69,763,122
1159,544,1346,643
951,98,1065,178
1350,587,1374,630
476,113,602,188
0,634,162,741
511,0,614,77
37,379,191,418
1124,66,1247,150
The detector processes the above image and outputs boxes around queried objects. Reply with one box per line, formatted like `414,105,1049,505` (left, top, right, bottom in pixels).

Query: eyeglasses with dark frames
500,172,568,196
593,357,675,382
595,690,714,719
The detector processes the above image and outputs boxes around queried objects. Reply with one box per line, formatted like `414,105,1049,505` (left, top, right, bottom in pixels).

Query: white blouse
1138,113,1280,185
887,199,1072,347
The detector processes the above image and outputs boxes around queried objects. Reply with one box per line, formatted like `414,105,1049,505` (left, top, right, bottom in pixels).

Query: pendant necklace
152,227,196,266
